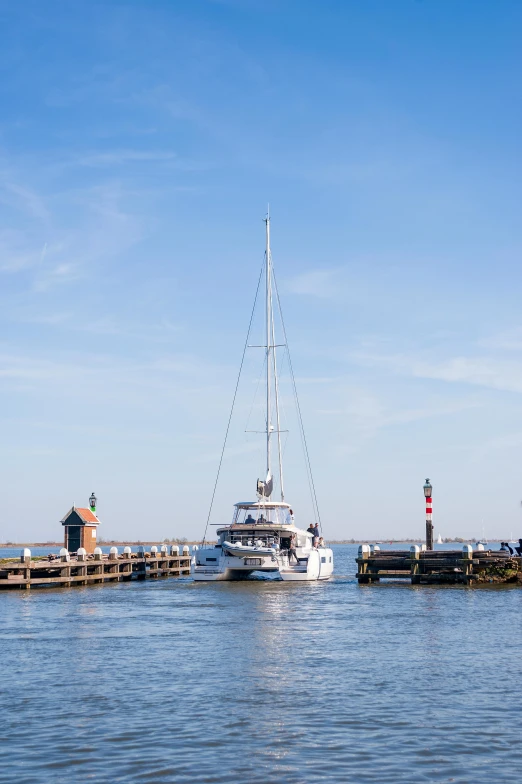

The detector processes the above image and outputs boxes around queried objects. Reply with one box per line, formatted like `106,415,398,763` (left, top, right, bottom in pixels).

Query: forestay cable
201,264,264,544
272,271,323,533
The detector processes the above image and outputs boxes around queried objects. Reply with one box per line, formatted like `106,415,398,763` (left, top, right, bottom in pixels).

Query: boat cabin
216,502,312,551
231,501,293,526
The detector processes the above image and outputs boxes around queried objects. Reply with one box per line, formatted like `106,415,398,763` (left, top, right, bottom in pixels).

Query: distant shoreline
0,541,204,548
0,538,505,548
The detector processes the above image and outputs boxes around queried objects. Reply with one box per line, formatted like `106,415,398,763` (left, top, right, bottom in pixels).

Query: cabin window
206,557,217,562
321,557,326,563
329,556,332,563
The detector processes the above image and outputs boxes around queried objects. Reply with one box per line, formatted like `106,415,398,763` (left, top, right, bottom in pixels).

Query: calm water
1,544,521,784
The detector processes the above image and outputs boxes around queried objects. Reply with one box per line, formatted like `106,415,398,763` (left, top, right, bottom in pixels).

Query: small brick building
61,505,101,554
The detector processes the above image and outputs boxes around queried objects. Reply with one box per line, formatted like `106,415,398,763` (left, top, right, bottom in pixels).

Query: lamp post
423,478,433,550
89,492,97,513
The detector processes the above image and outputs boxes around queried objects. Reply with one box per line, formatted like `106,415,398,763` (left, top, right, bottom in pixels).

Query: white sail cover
257,472,273,498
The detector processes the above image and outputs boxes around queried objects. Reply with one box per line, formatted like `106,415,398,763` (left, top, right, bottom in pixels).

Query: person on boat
287,508,295,524
306,524,315,540
312,523,320,540
257,514,267,524
288,533,298,565
245,513,256,525
318,536,325,548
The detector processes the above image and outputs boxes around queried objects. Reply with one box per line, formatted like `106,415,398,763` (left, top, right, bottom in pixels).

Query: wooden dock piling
0,547,192,590
356,546,522,585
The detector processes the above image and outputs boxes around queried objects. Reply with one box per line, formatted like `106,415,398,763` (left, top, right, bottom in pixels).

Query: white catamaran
193,214,334,582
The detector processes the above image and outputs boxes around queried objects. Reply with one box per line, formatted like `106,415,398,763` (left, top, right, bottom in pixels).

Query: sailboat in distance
192,213,334,581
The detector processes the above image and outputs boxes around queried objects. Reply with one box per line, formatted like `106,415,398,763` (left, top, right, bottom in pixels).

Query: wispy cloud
75,149,178,167
0,170,148,296
352,351,522,395
190,441,261,465
479,328,522,352
33,262,82,292
0,348,229,409
286,268,340,298
318,385,480,442
293,376,336,384
0,181,50,222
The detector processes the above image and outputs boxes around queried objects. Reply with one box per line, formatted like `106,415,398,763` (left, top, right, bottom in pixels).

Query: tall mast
271,297,285,500
265,211,272,480
265,211,284,500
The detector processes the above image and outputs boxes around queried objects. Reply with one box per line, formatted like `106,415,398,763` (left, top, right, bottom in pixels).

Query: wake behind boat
193,213,334,582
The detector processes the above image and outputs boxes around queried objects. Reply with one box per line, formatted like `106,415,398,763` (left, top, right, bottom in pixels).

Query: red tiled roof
60,506,101,524
75,507,99,523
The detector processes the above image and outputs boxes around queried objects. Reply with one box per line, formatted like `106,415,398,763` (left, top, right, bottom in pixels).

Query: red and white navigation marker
423,478,433,550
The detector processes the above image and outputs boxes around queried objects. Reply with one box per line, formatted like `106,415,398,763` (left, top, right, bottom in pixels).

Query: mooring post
77,547,87,584
160,545,168,574
60,548,71,586
410,545,420,582
357,544,370,583
170,545,179,556
137,546,146,579
182,545,190,556
122,547,132,576
108,547,119,579
93,546,103,581
21,548,31,590
149,546,158,577
462,544,473,579
158,545,167,575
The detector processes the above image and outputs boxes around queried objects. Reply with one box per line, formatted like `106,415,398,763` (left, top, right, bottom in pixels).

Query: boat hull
279,548,334,581
192,547,334,582
193,568,255,581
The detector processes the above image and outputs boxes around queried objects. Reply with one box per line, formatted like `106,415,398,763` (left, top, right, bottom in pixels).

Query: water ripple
1,545,521,783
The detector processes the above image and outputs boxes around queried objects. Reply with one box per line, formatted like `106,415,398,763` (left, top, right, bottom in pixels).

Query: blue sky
1,0,522,542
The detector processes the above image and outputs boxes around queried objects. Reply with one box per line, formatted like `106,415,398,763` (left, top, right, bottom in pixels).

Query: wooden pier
0,545,192,590
356,544,522,585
